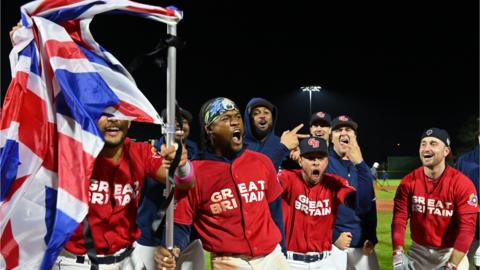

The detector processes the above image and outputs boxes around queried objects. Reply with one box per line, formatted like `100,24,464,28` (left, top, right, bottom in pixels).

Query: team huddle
4,3,478,269
49,96,478,270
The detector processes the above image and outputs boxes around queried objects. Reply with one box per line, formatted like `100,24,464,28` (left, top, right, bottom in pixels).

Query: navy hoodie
243,98,290,171
456,145,479,240
326,147,378,248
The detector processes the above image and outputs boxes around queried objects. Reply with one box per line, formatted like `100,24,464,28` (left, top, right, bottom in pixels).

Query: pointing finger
290,124,304,134
296,134,310,139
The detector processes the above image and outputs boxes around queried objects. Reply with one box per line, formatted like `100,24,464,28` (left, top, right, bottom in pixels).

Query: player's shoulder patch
467,193,478,207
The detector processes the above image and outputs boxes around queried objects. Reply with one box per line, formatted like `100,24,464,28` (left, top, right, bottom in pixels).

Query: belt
75,246,134,265
289,251,330,263
211,252,255,261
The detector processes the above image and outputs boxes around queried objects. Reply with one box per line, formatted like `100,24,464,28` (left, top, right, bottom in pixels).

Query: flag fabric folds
0,1,182,269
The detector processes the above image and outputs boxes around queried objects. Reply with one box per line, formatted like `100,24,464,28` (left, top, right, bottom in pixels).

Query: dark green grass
376,210,412,270
376,179,411,270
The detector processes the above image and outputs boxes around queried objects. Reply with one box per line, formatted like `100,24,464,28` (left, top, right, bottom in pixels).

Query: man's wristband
174,160,194,185
175,160,191,177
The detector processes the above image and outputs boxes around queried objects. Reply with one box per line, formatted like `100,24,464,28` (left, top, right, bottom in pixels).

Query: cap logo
308,138,320,148
339,115,349,121
426,129,433,136
446,138,450,146
317,112,325,118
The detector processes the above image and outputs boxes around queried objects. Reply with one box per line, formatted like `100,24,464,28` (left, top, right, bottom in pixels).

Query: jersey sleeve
391,176,412,248
174,188,195,225
455,175,479,215
277,170,291,200
354,161,376,214
143,143,164,178
263,156,284,203
453,213,477,252
333,175,356,204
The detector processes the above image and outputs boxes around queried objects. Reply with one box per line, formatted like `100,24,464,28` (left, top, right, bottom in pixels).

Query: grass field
375,179,412,270
202,179,409,270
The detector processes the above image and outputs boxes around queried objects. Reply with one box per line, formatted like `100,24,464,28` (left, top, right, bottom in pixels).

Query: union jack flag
0,1,181,269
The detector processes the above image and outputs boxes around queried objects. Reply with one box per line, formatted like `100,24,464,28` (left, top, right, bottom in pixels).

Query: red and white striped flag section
0,1,182,269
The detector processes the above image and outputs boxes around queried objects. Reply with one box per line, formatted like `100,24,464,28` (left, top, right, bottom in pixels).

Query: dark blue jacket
243,98,289,171
326,147,377,248
136,137,199,246
456,145,479,240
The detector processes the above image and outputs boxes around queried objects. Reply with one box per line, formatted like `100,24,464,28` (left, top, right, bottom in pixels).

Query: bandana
203,97,239,126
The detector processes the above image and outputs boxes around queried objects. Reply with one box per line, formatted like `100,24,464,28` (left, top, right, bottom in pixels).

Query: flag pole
165,24,177,250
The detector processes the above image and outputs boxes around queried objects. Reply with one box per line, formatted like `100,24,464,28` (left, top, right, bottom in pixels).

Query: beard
103,135,126,148
253,124,272,140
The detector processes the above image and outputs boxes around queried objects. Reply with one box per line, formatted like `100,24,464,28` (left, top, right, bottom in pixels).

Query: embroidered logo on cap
308,138,320,148
317,112,325,118
426,129,433,136
339,115,349,121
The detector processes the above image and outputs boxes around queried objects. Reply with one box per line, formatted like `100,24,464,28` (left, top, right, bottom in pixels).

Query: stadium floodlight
301,85,322,117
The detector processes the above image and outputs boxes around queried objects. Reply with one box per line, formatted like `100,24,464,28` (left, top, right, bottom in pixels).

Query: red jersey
65,138,163,254
392,166,479,249
278,169,355,253
174,150,283,257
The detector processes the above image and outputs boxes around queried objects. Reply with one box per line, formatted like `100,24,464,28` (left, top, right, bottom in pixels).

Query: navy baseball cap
310,111,332,127
299,137,328,156
421,127,451,147
248,98,274,114
331,115,358,131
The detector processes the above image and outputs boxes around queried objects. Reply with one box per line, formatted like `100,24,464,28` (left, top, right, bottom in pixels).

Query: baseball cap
248,98,274,114
421,127,451,147
310,111,332,127
299,137,328,156
331,115,358,131
161,107,193,123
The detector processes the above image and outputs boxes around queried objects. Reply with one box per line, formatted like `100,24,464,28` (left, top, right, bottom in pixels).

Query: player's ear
444,146,451,157
204,124,212,135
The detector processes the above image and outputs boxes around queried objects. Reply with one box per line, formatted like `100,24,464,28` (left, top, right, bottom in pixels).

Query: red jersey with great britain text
65,138,163,254
279,169,355,253
174,149,283,256
392,166,478,249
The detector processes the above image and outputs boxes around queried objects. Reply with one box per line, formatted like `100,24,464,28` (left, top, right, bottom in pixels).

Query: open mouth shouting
232,129,242,145
257,119,269,130
306,168,322,185
339,136,350,145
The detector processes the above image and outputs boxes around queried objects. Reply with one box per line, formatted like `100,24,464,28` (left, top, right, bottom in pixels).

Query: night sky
2,1,479,165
